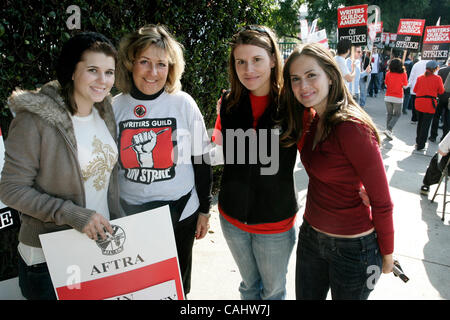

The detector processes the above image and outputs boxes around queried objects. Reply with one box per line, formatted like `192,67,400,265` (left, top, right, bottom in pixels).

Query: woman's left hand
195,214,210,240
382,254,394,274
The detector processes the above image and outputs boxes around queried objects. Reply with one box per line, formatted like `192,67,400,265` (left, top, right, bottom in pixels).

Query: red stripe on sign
56,257,183,300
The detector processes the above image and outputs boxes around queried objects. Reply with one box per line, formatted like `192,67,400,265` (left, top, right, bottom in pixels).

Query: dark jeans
120,199,198,296
368,73,379,96
411,95,417,122
430,100,450,141
295,220,382,300
416,111,435,149
18,255,56,300
402,88,411,113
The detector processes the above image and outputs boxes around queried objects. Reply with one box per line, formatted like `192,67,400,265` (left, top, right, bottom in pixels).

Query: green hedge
1,0,275,194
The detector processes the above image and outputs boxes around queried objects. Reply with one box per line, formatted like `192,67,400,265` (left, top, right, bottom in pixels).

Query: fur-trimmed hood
7,80,117,148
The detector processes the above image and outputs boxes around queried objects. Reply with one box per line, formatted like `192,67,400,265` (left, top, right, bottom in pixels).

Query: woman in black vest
211,25,302,300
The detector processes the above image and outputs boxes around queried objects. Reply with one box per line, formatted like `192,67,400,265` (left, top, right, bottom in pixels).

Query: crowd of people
0,23,448,301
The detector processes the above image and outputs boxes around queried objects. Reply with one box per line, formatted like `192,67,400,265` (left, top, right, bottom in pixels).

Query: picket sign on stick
367,5,380,66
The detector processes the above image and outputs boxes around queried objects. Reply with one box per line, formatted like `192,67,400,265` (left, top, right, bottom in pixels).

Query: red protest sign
423,25,450,44
337,4,368,45
397,19,426,36
395,19,426,51
338,4,368,28
422,25,450,60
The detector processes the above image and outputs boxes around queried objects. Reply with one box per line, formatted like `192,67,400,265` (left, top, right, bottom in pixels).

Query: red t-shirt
385,71,408,99
215,95,313,234
300,115,394,255
414,73,445,114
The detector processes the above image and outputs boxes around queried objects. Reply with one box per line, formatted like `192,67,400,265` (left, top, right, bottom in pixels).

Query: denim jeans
385,101,402,131
295,220,382,300
18,254,56,300
402,88,411,113
219,214,296,300
368,73,379,96
359,77,368,107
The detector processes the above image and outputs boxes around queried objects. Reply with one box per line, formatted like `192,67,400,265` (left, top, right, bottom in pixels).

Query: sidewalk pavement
189,92,450,300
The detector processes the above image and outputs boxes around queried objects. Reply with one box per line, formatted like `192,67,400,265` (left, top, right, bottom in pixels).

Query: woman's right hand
82,213,113,241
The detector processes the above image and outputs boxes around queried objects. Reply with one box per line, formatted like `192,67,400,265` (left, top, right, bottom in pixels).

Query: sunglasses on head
238,25,268,35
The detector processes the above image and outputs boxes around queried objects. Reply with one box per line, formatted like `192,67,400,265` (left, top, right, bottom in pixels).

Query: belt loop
360,236,367,252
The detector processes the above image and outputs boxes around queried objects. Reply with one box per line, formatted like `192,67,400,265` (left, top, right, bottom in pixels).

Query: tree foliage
0,0,275,136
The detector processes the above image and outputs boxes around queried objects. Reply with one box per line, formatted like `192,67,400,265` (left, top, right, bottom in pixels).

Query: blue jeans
359,77,368,107
219,214,296,300
295,220,382,300
402,88,411,113
18,255,56,300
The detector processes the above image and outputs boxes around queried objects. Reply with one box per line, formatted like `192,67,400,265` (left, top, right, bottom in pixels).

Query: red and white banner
422,25,450,60
306,29,329,49
337,4,368,45
397,19,426,36
40,206,184,300
423,25,450,44
395,19,426,51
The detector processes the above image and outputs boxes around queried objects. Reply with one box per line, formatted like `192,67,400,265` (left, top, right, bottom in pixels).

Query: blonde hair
116,24,185,94
226,25,283,112
279,43,380,147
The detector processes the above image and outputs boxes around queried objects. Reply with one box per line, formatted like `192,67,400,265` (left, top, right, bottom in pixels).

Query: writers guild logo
95,225,126,255
134,105,147,118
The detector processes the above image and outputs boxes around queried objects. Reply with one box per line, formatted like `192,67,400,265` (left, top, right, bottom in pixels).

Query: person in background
113,25,212,296
346,45,371,107
429,57,450,143
280,43,394,300
334,39,355,89
368,47,380,97
383,58,408,140
420,62,450,195
402,51,413,115
0,32,124,300
414,60,444,151
359,48,372,108
408,58,430,123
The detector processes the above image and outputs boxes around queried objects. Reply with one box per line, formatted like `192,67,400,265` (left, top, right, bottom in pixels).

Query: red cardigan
300,115,394,255
385,71,408,99
414,73,445,114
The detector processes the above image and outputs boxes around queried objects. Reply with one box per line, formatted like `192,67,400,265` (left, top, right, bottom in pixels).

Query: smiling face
72,51,115,110
289,54,331,115
132,45,169,95
233,44,275,96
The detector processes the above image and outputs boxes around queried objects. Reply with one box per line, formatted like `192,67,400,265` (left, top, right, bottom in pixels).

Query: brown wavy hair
279,43,380,147
115,24,185,94
225,25,283,112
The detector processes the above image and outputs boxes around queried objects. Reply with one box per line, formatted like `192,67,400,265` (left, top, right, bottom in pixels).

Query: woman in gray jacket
0,32,124,300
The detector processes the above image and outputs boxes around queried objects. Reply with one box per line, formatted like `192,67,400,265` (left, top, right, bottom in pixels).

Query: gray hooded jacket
0,80,124,247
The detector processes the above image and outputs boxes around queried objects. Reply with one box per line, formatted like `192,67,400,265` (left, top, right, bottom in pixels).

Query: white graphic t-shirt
71,107,118,220
112,91,210,221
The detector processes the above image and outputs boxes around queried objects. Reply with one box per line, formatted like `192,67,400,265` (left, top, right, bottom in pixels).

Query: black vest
219,92,298,224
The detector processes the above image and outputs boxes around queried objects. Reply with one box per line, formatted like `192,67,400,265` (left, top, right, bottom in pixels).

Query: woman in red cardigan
383,58,408,140
279,43,394,300
414,60,445,151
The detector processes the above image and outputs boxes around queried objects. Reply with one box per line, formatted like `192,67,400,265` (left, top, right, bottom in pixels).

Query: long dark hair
57,32,117,117
226,25,283,112
279,43,380,147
